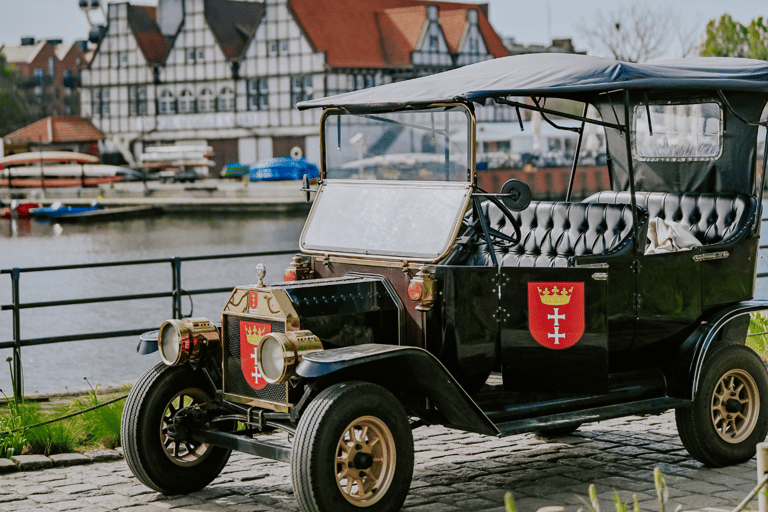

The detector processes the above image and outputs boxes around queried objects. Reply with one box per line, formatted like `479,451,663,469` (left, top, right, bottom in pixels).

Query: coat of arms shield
528,282,585,349
239,320,270,389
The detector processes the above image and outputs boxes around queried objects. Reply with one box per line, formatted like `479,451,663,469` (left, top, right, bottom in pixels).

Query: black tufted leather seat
583,191,755,247
467,201,641,267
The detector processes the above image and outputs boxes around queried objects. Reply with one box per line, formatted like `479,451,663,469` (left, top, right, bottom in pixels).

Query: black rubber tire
121,362,231,494
291,381,414,512
676,343,768,467
535,423,582,438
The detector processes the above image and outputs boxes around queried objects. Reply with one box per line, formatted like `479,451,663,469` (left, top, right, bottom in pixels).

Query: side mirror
500,179,531,212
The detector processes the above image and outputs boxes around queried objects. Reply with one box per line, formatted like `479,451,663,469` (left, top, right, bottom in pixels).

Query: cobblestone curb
2,449,122,474
0,413,762,512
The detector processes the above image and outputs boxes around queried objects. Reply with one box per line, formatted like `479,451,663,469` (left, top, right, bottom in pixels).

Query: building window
198,88,214,112
128,85,147,116
179,89,194,113
291,75,312,106
429,35,439,52
158,90,176,115
198,49,205,61
217,87,234,112
92,87,110,116
33,68,43,80
247,78,269,110
186,48,204,64
268,40,289,56
121,53,129,66
48,57,54,76
468,37,479,54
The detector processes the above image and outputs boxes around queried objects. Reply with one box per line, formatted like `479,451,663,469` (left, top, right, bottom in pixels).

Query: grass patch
0,379,129,457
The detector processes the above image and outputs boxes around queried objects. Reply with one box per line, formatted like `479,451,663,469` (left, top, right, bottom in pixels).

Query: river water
0,212,306,395
2,206,768,396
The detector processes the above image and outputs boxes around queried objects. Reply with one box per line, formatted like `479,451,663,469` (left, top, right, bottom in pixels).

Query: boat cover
298,54,768,112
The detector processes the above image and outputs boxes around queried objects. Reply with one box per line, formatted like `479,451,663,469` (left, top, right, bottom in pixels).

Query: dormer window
429,35,439,52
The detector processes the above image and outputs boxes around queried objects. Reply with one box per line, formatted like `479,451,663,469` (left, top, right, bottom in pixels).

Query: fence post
10,268,23,400
172,257,182,319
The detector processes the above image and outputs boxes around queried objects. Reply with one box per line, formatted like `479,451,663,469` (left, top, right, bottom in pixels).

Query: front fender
669,300,768,399
296,344,498,436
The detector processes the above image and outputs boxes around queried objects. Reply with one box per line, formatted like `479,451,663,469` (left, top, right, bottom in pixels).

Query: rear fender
296,344,498,436
669,300,768,399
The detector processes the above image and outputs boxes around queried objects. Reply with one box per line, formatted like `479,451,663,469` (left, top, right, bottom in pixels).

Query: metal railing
0,249,296,398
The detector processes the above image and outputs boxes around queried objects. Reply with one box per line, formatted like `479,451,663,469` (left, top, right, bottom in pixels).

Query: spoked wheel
160,387,213,466
292,381,414,512
121,362,231,494
335,415,397,506
676,343,768,467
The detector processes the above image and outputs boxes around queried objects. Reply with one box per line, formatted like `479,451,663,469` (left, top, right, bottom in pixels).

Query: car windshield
323,106,472,182
301,106,474,261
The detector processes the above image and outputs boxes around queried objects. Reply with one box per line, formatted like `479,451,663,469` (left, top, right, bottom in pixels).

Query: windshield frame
319,102,477,185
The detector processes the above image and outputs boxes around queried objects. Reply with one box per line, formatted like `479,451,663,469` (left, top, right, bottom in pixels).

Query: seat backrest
584,191,755,246
467,201,639,267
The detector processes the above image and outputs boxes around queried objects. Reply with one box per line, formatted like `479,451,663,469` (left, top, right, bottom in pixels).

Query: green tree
700,14,768,60
0,54,34,137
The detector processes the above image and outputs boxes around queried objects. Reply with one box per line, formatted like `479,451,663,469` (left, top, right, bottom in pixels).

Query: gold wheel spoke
345,477,353,495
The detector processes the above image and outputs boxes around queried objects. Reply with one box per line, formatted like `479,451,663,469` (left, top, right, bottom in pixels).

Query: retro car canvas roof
298,53,768,112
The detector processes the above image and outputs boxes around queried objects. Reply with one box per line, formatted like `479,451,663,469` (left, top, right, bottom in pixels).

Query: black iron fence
0,249,296,398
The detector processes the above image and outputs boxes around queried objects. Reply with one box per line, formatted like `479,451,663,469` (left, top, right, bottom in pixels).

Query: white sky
0,0,765,60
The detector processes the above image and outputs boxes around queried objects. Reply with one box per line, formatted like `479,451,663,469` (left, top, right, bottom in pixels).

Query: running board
495,397,690,437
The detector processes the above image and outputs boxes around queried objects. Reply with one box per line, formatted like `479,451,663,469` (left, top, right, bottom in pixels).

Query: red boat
0,202,43,219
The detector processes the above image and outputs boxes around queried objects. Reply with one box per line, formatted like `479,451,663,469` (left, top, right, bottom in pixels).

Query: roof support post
622,90,640,253
565,103,588,202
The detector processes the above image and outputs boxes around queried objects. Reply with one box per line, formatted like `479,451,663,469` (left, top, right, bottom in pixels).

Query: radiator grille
223,314,287,404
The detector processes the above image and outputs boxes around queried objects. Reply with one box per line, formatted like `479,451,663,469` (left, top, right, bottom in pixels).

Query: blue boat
248,157,319,181
30,202,100,219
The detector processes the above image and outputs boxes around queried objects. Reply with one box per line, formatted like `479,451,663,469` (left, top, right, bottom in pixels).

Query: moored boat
0,152,130,188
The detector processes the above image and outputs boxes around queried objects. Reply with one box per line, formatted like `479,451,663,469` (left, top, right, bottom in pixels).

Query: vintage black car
123,53,768,512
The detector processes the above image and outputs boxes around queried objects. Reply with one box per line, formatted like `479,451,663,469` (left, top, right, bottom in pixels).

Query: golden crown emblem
245,325,267,345
538,286,573,305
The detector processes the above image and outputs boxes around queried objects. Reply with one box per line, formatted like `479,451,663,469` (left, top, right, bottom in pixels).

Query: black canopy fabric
298,53,768,112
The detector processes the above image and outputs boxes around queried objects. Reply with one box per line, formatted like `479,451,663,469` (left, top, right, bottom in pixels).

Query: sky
0,0,765,60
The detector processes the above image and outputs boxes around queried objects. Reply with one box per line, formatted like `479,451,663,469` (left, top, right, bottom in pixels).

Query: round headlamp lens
259,336,286,383
159,322,181,365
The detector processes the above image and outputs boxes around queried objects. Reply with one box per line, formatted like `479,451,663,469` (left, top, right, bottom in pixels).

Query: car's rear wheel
291,381,414,512
676,343,768,467
121,362,231,494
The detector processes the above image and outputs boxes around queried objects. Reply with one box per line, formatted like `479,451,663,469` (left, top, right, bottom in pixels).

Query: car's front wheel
291,381,414,512
676,343,768,467
121,362,231,494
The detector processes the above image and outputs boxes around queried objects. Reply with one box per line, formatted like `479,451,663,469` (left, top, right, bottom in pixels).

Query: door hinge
631,260,641,273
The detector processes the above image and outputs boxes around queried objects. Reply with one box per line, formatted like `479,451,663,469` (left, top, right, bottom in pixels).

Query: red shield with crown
528,282,585,350
239,320,271,389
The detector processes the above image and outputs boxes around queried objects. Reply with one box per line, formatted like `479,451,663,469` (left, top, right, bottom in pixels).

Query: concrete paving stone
450,497,500,510
675,493,732,509
596,476,657,493
511,496,567,511
55,483,100,495
84,494,143,509
403,502,465,512
0,496,25,504
410,485,459,497
0,459,18,474
673,479,731,494
49,454,91,467
187,488,235,500
9,455,53,471
106,484,156,498
84,450,122,463
606,445,657,457
171,503,231,511
27,492,75,504
36,500,85,511
114,506,167,512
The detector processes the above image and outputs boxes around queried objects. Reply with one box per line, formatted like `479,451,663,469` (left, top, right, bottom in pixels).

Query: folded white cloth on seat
645,218,702,254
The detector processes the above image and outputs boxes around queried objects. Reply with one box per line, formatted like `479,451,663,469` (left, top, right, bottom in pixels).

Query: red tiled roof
4,116,104,144
377,6,428,66
289,0,508,69
127,4,171,65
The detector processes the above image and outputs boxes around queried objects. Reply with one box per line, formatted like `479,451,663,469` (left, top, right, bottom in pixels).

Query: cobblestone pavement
0,411,761,512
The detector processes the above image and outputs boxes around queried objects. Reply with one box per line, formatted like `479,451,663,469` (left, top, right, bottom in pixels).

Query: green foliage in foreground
701,14,768,61
504,467,670,512
0,362,128,457
748,311,768,362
